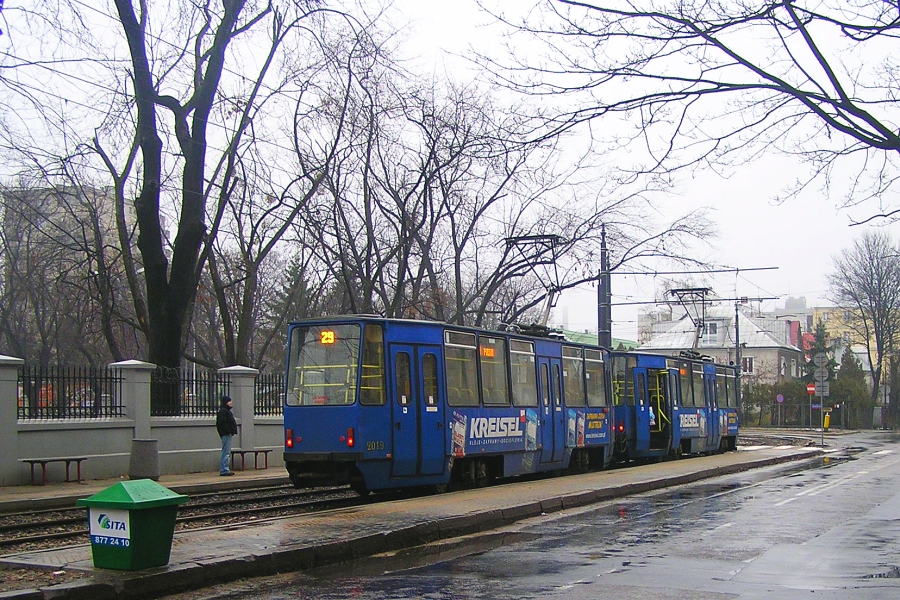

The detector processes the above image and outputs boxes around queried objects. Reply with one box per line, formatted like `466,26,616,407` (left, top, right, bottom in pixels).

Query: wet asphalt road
170,431,900,600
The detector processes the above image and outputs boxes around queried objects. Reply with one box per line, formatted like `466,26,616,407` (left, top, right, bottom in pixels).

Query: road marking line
871,450,893,456
796,456,900,497
775,445,795,450
775,497,797,507
714,522,735,529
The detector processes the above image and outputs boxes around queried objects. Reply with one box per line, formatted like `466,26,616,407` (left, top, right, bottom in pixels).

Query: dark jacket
216,405,238,437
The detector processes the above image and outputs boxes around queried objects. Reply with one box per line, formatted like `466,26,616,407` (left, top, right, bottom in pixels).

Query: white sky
389,0,897,341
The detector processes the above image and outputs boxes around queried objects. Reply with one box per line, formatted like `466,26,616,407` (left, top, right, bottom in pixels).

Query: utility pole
735,300,743,422
598,224,612,348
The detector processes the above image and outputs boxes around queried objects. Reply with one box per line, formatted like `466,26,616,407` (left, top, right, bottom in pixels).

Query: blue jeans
220,435,233,474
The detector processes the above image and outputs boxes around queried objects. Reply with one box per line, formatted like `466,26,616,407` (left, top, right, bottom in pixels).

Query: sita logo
97,513,127,532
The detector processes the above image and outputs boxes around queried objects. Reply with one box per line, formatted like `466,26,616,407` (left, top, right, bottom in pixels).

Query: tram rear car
282,317,614,494
609,351,739,461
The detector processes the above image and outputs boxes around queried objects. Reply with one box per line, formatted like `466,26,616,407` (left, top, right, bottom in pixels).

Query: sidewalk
0,446,823,600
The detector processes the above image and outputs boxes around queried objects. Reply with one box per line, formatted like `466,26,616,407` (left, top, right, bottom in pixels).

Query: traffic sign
776,394,784,404
806,382,816,395
814,364,829,382
815,381,830,396
813,352,827,367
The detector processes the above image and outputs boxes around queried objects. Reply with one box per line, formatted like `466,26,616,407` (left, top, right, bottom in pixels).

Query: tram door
538,357,566,464
390,344,446,478
705,372,719,451
633,369,651,453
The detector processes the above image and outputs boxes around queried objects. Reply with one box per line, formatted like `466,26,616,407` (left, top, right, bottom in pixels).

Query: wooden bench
20,457,88,485
230,448,273,471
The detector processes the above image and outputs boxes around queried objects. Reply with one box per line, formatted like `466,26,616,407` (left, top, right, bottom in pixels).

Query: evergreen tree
832,347,873,429
804,321,838,382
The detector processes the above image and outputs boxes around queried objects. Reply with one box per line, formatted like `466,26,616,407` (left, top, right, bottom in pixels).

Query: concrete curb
0,449,822,600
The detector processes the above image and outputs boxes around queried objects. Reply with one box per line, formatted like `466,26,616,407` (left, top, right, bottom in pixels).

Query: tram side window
679,363,694,407
563,346,586,407
553,364,563,408
611,355,631,406
479,336,510,406
395,352,411,406
445,331,479,407
423,353,439,406
287,324,359,406
541,363,550,407
360,324,385,405
584,349,607,407
625,355,637,406
717,370,727,410
510,340,538,407
693,367,706,407
726,374,737,408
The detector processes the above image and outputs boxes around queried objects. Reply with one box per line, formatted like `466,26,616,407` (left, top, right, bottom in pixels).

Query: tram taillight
285,428,294,448
347,427,355,448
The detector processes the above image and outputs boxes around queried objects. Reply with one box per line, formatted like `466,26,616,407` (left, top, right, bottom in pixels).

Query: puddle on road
862,566,900,579
300,531,539,580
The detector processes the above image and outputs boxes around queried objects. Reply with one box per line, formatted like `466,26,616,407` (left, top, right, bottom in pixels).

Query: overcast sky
389,0,893,341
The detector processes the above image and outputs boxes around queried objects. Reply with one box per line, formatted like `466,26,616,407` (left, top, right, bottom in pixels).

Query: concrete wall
1,357,284,486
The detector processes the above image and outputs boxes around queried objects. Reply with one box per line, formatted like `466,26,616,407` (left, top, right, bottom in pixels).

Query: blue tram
609,351,739,462
282,317,613,493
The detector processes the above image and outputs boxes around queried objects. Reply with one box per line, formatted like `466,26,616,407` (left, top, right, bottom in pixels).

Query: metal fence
255,372,284,416
17,364,280,419
151,367,230,417
17,365,124,420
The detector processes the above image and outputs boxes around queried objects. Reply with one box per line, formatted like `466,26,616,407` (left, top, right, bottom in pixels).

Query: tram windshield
287,324,360,406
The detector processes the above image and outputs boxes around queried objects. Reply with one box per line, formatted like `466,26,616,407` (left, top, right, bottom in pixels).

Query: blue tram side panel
282,317,613,493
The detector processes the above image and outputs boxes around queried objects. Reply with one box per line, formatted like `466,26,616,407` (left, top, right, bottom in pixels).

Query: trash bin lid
76,479,189,509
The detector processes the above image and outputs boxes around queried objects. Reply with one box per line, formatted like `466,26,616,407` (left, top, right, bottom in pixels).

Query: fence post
110,360,156,440
0,354,25,485
218,365,259,451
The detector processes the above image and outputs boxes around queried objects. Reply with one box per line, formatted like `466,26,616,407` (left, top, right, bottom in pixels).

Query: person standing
216,395,238,476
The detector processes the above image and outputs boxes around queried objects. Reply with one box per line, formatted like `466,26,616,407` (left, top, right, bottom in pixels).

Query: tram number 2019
366,440,385,451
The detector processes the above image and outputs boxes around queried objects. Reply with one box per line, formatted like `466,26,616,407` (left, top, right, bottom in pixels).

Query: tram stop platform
0,446,825,599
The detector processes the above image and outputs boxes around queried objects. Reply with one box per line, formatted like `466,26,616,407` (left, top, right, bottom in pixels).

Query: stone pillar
110,360,156,441
0,355,25,485
218,365,259,450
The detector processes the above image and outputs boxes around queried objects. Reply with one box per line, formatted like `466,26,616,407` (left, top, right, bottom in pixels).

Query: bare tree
308,70,715,327
0,182,139,364
2,2,382,379
828,231,900,404
477,0,900,222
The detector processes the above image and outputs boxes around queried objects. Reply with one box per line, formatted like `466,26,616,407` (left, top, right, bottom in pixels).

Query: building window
822,312,830,321
791,359,797,378
780,357,786,377
741,356,754,375
701,322,719,346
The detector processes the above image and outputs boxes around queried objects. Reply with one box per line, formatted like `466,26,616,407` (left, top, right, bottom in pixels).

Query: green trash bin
76,479,189,570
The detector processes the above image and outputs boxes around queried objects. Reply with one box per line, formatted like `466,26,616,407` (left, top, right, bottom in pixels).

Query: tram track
0,484,362,556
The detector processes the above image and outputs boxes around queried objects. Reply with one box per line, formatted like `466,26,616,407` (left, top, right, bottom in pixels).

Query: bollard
128,439,160,481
